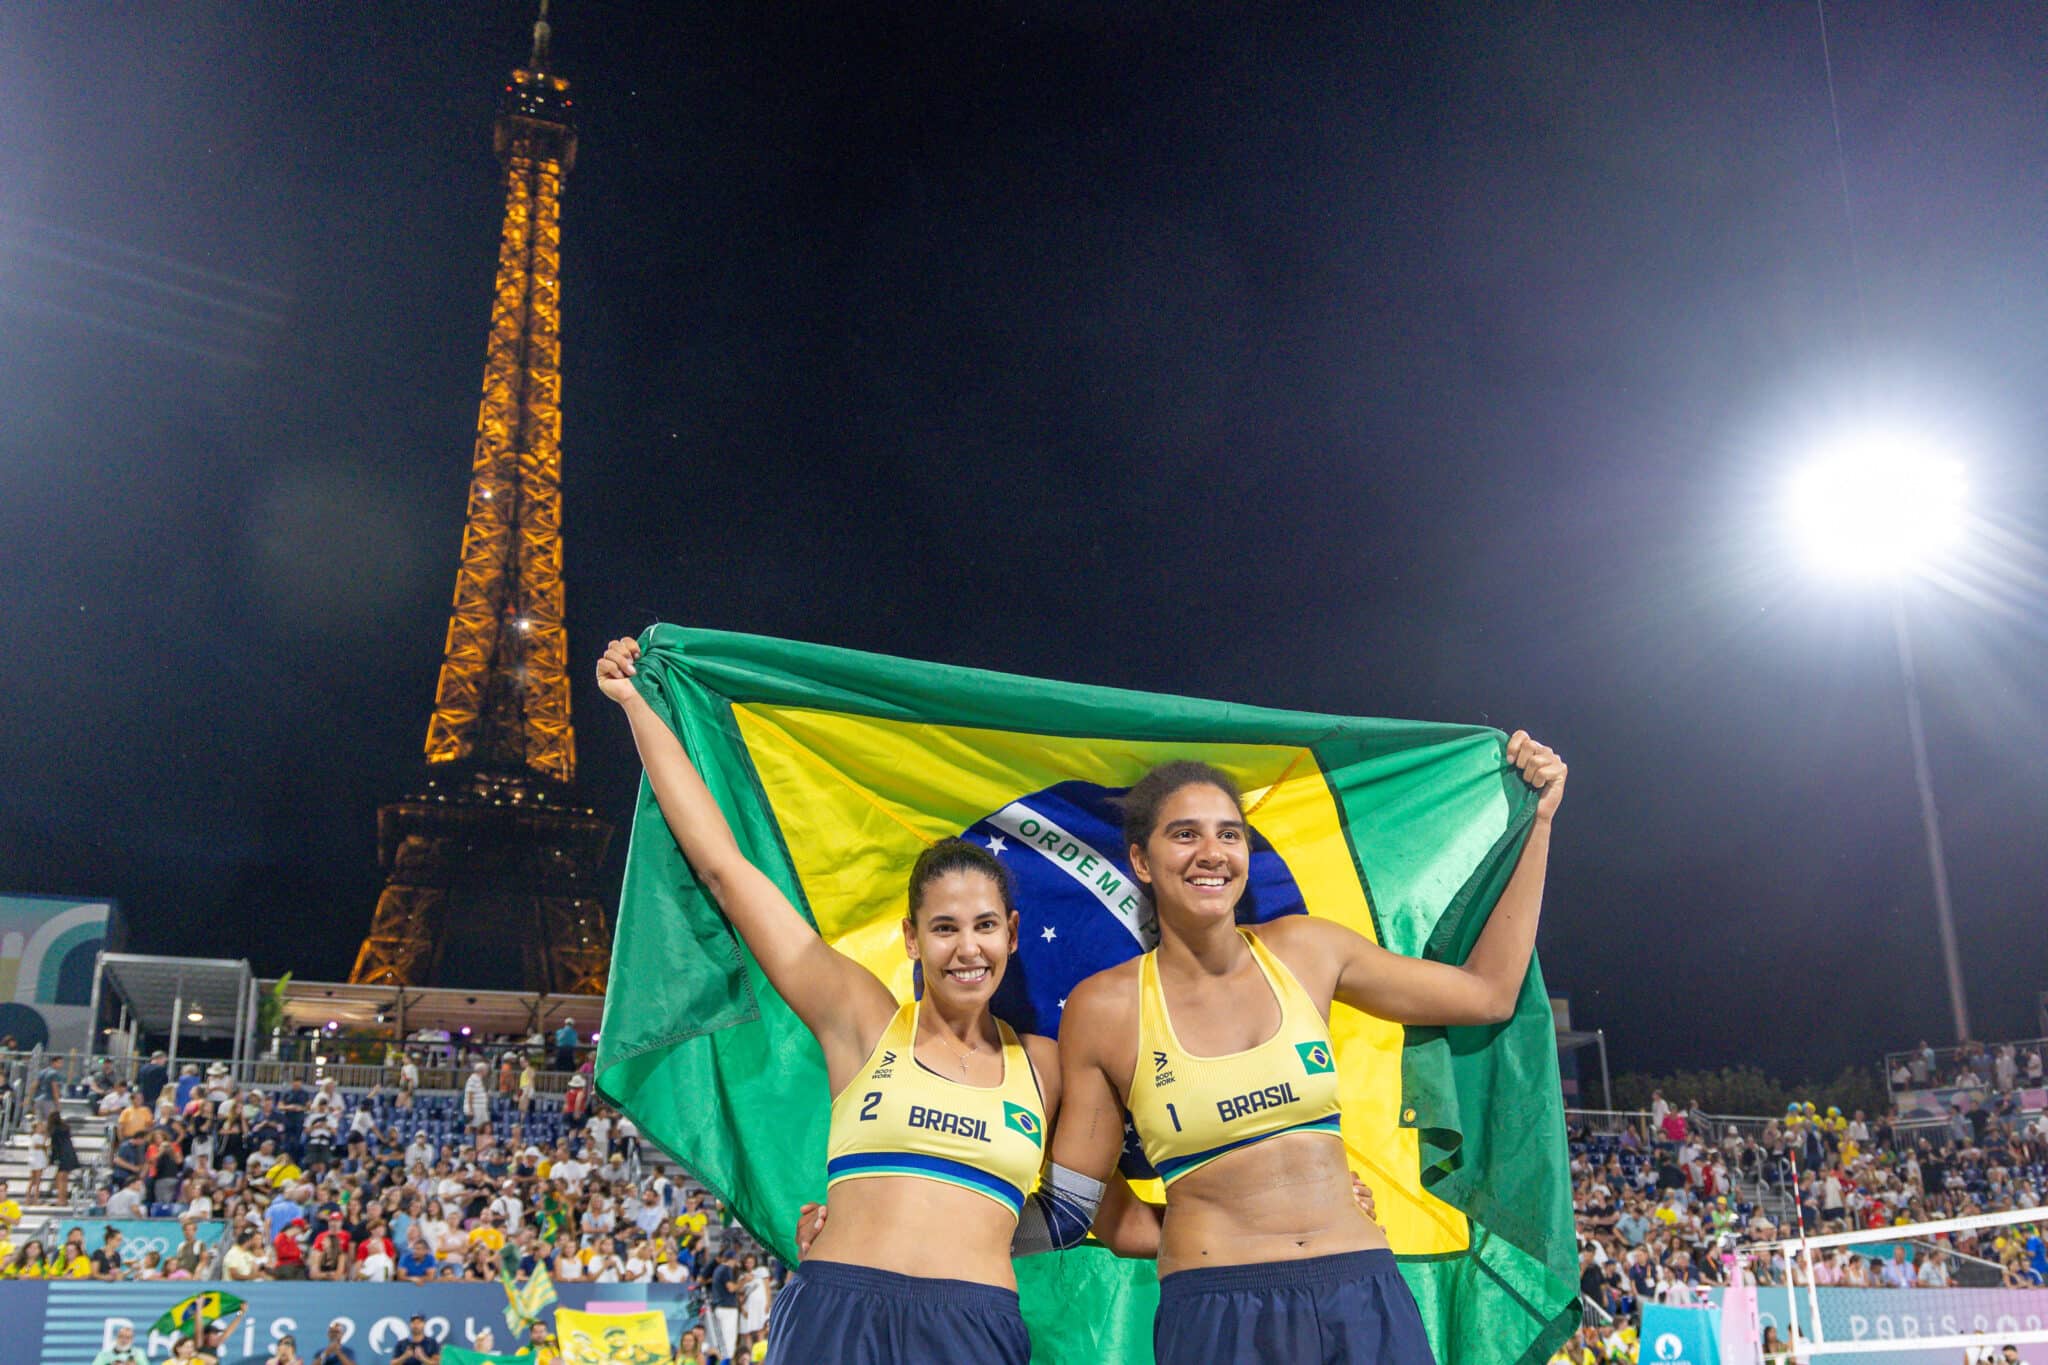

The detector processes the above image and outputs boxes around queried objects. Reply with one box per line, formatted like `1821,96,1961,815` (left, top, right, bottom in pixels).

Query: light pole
1890,594,1969,1043
1788,435,1971,1042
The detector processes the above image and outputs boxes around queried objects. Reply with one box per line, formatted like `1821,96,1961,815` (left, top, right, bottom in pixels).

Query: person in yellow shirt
468,1211,508,1255
2,1238,45,1278
521,1321,563,1364
0,1179,24,1225
50,1228,93,1278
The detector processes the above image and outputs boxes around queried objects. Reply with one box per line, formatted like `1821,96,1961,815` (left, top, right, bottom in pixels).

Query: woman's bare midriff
1157,1130,1386,1277
803,1174,1021,1288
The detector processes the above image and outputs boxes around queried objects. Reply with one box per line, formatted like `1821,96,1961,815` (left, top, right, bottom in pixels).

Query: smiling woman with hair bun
597,635,1061,1364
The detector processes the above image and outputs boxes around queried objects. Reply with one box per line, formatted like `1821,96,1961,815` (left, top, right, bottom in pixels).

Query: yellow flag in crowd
553,1308,670,1364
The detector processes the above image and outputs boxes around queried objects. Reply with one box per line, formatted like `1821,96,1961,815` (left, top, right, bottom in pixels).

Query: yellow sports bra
825,999,1046,1219
1127,928,1343,1184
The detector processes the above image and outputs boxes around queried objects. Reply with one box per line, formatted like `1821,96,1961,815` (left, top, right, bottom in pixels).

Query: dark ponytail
906,837,1017,925
1119,760,1244,854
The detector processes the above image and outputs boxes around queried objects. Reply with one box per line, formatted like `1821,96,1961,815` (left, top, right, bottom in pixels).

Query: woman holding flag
1046,744,1565,1363
598,636,1062,1363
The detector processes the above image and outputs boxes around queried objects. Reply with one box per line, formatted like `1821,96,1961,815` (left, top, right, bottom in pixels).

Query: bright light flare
1787,432,1967,579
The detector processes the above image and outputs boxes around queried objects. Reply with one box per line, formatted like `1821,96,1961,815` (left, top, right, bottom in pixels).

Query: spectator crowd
1553,1062,2048,1363
4,1033,2046,1364
1,1043,783,1365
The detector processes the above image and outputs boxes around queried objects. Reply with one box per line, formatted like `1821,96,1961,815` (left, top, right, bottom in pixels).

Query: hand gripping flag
595,627,1579,1364
151,1289,245,1338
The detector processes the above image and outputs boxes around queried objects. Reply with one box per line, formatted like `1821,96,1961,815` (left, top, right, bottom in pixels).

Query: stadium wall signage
0,1281,692,1365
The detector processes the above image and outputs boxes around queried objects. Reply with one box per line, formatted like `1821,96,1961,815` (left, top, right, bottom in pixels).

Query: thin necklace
923,1012,984,1072
933,1030,981,1072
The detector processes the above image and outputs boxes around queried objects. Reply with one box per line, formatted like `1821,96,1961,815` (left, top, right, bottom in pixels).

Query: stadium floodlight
1786,429,1972,1042
1786,431,1967,579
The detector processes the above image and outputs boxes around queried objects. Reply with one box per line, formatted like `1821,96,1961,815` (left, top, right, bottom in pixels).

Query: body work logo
1153,1049,1176,1087
872,1050,896,1079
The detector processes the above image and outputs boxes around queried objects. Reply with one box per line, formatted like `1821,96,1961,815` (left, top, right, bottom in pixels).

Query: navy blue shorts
1155,1248,1437,1365
763,1259,1030,1365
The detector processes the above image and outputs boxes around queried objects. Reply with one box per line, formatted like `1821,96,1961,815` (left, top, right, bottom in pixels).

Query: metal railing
3,1047,596,1106
1884,1036,2048,1098
1565,1107,1779,1145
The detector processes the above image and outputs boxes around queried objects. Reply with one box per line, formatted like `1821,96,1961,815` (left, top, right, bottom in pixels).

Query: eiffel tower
350,2,611,994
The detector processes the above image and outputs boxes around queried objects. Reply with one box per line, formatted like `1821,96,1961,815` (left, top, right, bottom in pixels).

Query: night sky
5,3,2046,1084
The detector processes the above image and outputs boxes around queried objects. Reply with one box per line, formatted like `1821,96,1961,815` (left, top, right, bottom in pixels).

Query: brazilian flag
151,1289,244,1338
595,627,1577,1364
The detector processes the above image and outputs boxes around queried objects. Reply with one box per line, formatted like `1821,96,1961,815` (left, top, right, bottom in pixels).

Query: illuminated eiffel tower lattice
350,4,611,994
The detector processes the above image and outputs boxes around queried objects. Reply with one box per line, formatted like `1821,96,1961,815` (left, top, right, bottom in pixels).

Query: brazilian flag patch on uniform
1296,1041,1335,1075
1003,1101,1043,1146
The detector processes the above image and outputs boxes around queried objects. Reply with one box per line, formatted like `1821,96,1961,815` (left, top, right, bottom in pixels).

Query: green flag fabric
441,1349,528,1365
595,626,1578,1364
150,1289,245,1338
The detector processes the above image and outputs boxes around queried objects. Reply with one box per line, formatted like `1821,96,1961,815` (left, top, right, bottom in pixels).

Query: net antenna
1757,1203,2048,1360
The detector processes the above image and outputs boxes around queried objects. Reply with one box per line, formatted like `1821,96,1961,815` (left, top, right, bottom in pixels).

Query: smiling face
902,867,1017,1007
1128,781,1249,932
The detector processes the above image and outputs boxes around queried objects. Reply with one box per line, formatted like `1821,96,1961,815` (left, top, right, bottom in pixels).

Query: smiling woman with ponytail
597,635,1060,1363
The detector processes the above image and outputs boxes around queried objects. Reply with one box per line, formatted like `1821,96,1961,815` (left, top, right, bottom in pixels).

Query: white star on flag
1040,926,1057,942
986,834,1007,855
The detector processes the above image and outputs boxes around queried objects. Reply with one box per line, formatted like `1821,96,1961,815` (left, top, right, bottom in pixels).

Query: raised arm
597,637,896,1064
1273,730,1565,1027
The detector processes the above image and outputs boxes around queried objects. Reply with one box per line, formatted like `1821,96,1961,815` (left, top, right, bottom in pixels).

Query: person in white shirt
554,1150,590,1193
631,1190,666,1237
613,1115,639,1170
740,1254,770,1339
106,1178,146,1219
406,1134,436,1169
98,1083,132,1119
622,1242,654,1284
585,1112,612,1161
359,1242,396,1283
490,1182,523,1234
553,1246,585,1282
462,1064,491,1134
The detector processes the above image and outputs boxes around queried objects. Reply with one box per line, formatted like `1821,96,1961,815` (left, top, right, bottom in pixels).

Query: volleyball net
1751,1203,2048,1360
